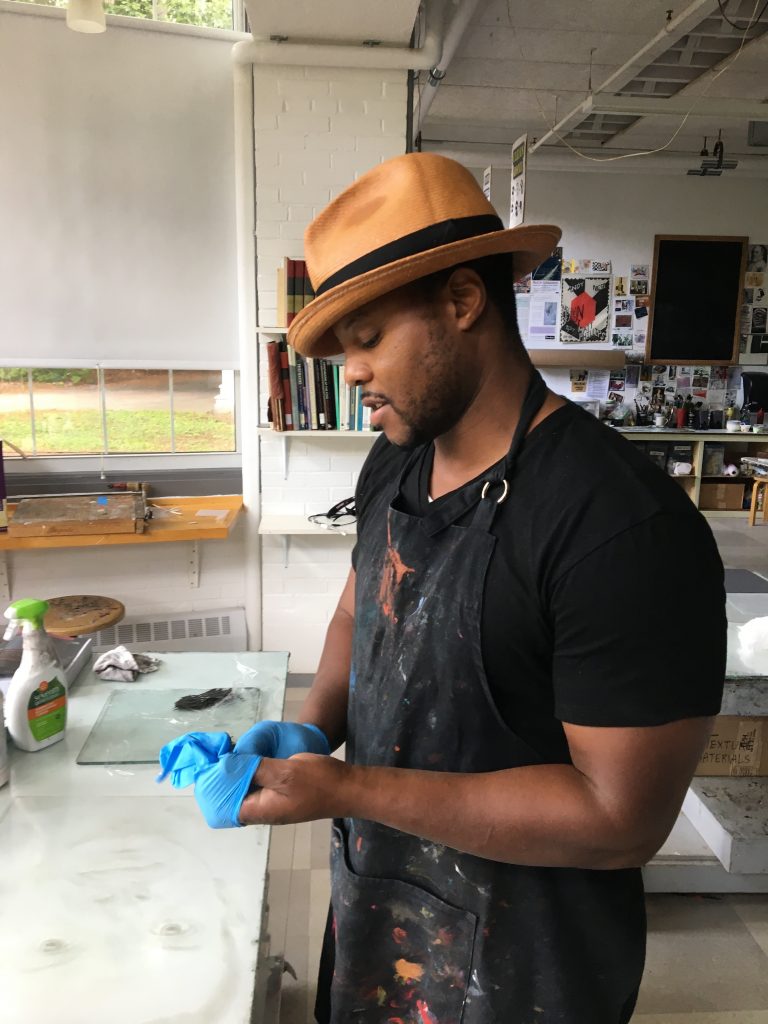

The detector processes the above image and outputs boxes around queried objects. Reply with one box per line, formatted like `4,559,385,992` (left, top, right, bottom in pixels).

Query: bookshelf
617,428,768,518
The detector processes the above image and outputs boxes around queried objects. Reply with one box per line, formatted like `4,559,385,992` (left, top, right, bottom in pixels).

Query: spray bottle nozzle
3,598,50,639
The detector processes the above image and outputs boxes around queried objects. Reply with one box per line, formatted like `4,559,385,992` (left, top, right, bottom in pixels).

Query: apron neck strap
470,369,548,532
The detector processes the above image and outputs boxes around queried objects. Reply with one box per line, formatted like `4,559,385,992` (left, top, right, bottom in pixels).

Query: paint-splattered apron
316,372,645,1024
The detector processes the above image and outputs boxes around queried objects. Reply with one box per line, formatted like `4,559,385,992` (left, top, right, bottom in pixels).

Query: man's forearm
297,606,352,750
340,762,666,870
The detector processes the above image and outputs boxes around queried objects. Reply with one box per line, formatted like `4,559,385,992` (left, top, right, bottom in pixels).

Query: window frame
0,360,241,469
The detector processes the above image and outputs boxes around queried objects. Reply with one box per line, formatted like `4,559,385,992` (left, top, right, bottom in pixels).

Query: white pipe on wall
232,61,262,651
414,0,482,133
232,0,444,68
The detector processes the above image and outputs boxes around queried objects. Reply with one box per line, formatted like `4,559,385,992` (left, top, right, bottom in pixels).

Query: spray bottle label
27,678,67,742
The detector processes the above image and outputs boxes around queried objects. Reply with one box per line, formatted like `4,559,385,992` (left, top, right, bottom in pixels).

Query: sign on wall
510,133,527,227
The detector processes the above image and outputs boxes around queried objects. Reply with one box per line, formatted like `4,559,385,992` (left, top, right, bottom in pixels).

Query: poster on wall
528,281,560,343
560,276,610,344
614,276,629,297
747,244,767,273
510,134,527,227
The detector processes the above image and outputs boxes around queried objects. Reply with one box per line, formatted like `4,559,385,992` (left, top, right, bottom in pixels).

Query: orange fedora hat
288,152,561,358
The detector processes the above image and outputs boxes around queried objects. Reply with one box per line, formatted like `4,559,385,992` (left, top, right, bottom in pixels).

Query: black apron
316,372,646,1024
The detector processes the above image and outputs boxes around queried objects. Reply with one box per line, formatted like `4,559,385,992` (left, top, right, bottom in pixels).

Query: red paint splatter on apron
378,516,415,622
392,927,407,945
417,999,439,1024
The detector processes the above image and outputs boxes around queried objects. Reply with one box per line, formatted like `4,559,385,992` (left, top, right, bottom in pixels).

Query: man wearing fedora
189,154,726,1022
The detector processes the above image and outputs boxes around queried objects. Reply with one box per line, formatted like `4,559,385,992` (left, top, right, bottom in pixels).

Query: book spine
356,386,364,431
319,359,332,430
276,257,288,328
362,403,371,431
302,259,315,310
349,385,357,432
333,364,340,430
313,359,327,429
287,259,297,325
266,341,285,431
279,340,293,429
295,355,307,430
340,377,348,431
287,345,302,430
305,357,317,430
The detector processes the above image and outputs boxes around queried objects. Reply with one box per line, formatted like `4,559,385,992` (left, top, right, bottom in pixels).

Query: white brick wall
7,520,247,618
254,63,407,672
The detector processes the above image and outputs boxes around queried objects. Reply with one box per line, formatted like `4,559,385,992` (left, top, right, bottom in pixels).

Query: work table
0,651,288,1024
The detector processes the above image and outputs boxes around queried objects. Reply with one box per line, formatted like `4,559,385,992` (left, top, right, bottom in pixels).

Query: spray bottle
3,599,68,752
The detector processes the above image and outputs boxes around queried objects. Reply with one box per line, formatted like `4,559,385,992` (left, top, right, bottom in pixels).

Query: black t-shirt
352,402,726,762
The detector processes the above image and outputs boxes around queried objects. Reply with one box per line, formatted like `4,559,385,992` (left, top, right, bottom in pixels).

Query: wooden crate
7,494,146,537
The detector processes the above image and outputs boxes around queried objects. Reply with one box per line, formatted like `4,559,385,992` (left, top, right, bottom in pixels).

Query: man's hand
238,754,354,826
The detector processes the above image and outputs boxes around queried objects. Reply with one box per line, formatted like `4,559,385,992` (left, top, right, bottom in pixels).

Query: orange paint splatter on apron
393,958,424,983
378,517,415,622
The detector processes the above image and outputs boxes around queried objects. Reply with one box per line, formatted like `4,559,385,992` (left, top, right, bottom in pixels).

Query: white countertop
0,651,289,1024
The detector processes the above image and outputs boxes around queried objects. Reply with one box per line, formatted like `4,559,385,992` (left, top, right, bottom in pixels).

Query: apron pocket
329,824,476,1024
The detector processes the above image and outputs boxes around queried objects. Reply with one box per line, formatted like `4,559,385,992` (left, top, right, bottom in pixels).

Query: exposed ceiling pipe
232,0,444,68
414,0,483,134
529,0,721,152
421,139,768,176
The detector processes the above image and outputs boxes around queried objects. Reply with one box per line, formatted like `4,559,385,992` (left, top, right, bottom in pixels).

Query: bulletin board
645,235,747,365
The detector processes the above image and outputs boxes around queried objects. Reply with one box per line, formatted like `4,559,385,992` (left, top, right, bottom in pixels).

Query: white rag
93,645,162,682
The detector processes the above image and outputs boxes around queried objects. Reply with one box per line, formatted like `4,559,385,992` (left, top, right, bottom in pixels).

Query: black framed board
645,235,747,365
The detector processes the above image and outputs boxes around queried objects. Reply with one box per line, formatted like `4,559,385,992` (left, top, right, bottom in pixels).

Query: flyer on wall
510,133,527,228
527,280,560,344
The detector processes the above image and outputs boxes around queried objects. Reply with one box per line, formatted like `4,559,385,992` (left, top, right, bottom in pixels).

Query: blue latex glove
157,731,233,788
234,720,330,759
193,752,262,829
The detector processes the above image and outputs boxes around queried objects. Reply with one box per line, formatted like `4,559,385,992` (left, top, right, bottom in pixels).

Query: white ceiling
421,0,768,164
241,0,768,169
242,0,421,45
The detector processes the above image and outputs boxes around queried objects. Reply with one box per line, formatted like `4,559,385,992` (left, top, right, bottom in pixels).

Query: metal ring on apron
481,479,510,504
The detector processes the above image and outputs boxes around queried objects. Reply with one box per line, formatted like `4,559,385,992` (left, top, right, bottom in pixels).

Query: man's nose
344,356,372,388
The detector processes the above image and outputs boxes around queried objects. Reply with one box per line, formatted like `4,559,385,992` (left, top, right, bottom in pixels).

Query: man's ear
444,267,487,332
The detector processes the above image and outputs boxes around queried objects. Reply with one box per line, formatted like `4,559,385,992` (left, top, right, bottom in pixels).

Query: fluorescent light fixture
66,0,106,33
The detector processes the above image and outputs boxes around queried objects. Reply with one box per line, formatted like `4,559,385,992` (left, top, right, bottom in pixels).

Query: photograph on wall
630,278,648,296
614,298,634,314
590,260,611,274
634,331,647,350
751,335,768,354
560,276,610,343
630,264,649,280
752,306,768,333
652,385,665,406
746,272,765,289
614,276,628,297
740,334,748,353
608,370,626,392
640,363,653,382
635,295,651,320
710,366,727,389
612,329,633,347
625,364,640,389
513,273,532,294
747,244,768,273
744,288,755,305
676,368,692,390
652,366,668,386
615,314,633,328
755,286,767,306
570,369,588,393
532,246,563,281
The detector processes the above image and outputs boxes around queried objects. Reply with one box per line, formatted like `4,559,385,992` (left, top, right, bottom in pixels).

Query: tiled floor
277,517,768,1023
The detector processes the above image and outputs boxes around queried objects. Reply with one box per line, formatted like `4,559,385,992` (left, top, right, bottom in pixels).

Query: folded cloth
157,731,233,788
93,645,161,682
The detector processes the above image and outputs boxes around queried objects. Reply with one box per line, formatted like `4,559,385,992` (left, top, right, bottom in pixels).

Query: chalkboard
646,235,747,365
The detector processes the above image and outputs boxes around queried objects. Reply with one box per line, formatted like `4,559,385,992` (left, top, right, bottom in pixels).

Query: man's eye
360,334,380,350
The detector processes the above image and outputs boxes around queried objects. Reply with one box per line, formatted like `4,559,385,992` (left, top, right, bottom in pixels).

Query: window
0,368,236,457
8,0,236,31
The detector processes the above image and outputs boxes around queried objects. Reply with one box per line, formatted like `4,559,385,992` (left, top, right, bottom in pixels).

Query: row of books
276,258,314,327
266,340,373,432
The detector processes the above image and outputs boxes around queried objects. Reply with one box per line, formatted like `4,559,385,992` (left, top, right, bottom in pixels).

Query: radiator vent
90,608,246,653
